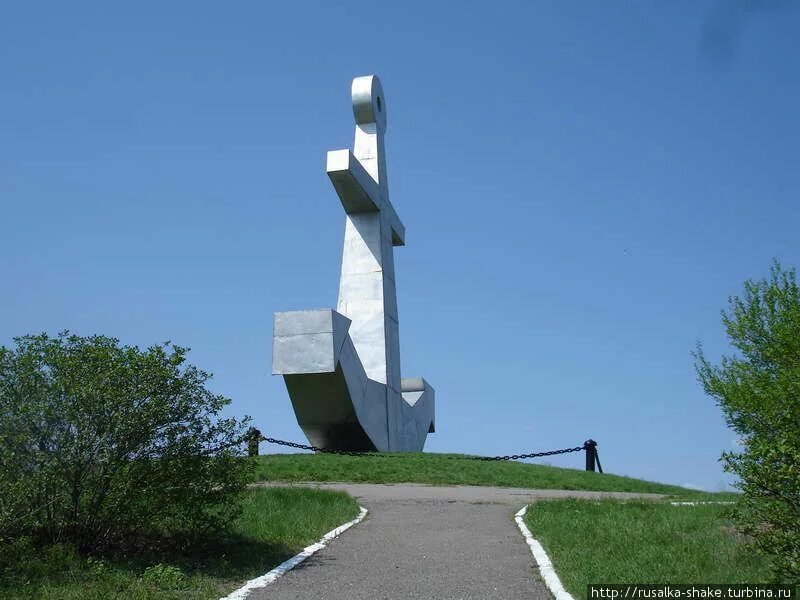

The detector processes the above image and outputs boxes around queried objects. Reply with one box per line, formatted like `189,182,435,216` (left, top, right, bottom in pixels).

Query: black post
247,427,262,457
584,439,597,472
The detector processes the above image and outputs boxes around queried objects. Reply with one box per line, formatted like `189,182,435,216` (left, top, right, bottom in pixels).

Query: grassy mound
252,452,730,497
524,499,772,597
0,487,359,600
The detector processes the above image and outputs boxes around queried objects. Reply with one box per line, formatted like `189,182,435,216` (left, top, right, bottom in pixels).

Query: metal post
247,427,262,457
584,439,597,472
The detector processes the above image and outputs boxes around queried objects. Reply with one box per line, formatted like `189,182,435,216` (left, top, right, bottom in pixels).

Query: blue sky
2,1,798,491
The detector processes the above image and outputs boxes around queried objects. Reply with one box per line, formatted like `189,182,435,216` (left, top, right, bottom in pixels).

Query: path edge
515,504,575,600
219,505,369,600
669,501,734,506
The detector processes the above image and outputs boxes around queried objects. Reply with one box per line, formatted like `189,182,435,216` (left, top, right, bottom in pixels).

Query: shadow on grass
120,533,296,581
0,532,296,596
1,487,360,599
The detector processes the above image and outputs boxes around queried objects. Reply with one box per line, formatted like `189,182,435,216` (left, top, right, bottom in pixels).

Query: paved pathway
248,483,664,600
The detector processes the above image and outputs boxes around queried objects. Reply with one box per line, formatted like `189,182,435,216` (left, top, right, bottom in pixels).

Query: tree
695,262,800,582
0,332,252,550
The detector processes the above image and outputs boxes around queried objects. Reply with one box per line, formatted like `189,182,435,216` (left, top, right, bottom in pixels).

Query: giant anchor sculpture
272,75,435,452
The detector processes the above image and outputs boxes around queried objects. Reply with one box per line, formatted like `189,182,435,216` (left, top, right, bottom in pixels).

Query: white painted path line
669,501,735,506
219,506,368,600
515,505,575,600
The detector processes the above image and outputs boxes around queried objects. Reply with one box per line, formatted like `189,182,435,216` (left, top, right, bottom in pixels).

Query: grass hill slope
252,452,732,498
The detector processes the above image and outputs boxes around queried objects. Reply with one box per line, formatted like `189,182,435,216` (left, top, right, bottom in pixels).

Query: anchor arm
326,149,405,246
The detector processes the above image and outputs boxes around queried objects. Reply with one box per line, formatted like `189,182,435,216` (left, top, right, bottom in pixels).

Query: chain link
259,436,587,461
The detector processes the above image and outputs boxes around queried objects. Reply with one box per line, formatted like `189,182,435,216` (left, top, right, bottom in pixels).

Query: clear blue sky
2,1,798,491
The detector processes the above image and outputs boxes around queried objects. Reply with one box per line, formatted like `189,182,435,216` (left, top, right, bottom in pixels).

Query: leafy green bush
0,332,252,551
695,262,800,582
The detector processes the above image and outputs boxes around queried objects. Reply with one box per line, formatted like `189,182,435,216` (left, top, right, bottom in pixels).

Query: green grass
524,499,773,598
0,487,360,600
253,452,734,498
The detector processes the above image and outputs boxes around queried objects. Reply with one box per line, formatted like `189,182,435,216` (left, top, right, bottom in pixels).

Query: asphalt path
247,483,664,600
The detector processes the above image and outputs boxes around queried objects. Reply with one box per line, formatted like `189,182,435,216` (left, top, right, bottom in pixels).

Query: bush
0,332,252,550
695,262,800,582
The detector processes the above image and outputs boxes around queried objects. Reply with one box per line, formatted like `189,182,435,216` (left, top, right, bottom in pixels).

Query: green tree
0,332,252,550
695,262,800,582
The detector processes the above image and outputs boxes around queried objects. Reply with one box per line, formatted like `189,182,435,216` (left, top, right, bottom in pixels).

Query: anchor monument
272,75,435,451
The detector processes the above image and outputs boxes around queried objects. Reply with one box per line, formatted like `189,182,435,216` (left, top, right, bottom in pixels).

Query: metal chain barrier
260,436,385,458
258,435,589,462
471,445,586,461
